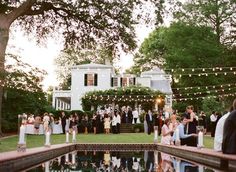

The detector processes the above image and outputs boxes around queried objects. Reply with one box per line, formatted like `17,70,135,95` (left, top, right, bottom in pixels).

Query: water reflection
26,150,215,172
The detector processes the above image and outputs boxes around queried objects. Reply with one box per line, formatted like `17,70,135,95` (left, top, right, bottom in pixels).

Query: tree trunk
0,26,10,136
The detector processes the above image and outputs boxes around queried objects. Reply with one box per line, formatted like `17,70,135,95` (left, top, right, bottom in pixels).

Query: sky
7,25,154,90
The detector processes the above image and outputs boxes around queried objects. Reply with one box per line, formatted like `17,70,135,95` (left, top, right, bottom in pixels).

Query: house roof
72,63,114,69
141,67,165,75
151,80,172,94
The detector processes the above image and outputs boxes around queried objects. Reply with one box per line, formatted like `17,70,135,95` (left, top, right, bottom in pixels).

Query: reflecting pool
26,151,216,172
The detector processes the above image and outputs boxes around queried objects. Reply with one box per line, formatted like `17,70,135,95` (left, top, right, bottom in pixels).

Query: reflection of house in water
52,63,172,110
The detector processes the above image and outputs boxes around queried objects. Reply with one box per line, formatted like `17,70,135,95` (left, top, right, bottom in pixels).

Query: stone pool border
0,144,76,172
157,144,236,171
0,143,236,171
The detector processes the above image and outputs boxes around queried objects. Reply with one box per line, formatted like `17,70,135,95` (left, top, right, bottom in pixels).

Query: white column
57,99,61,110
61,101,63,110
52,94,55,109
62,101,65,110
55,98,58,110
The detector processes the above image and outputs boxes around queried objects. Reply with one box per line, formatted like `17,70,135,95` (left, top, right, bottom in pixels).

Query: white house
52,63,172,110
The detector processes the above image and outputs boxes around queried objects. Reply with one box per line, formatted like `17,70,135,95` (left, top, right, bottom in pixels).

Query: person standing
214,107,233,151
154,112,162,135
222,99,236,154
161,118,173,145
104,113,111,134
111,113,117,134
92,113,98,134
116,111,121,134
43,112,50,133
132,108,139,124
210,111,217,137
146,110,154,135
34,115,41,135
199,111,207,134
186,106,197,146
128,107,133,124
61,111,67,134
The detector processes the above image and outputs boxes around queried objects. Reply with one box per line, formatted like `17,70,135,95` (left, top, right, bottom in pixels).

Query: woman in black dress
186,106,197,146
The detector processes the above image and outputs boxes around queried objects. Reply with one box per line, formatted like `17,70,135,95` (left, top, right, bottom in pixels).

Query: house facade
52,63,172,110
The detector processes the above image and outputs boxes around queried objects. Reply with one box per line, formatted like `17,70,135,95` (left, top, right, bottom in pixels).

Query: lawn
0,133,214,153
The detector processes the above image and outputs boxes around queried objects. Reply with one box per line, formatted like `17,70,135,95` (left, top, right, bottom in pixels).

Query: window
121,77,128,87
111,77,118,87
84,73,98,86
129,78,136,86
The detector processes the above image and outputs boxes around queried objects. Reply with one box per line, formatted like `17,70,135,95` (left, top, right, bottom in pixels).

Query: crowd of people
20,98,236,154
20,105,141,135
157,98,236,154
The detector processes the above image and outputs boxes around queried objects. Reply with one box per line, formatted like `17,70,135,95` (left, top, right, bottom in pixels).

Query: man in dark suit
146,110,154,135
127,107,133,124
61,111,67,134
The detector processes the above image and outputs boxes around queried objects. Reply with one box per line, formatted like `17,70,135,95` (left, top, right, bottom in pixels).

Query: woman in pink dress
161,118,173,145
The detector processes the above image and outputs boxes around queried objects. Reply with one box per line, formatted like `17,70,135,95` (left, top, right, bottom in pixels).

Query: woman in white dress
104,113,111,134
161,118,173,145
43,112,50,133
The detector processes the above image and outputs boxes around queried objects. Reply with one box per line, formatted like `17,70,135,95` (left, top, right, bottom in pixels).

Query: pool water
26,151,216,172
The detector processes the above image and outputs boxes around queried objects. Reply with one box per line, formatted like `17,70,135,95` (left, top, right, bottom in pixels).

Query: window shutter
84,74,88,86
133,78,136,85
111,77,114,87
120,78,123,87
94,73,98,86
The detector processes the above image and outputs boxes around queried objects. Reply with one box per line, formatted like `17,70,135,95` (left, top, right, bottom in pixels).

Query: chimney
104,58,111,65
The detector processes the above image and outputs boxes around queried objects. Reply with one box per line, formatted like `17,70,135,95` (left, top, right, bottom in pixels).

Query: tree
0,0,164,135
202,97,223,115
172,0,236,46
131,22,236,108
2,54,48,132
133,22,224,71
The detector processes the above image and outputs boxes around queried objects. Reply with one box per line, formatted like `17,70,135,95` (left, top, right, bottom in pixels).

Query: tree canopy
2,54,48,132
172,0,236,45
131,22,236,109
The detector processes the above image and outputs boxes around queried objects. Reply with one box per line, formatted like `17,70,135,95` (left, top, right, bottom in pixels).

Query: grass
0,133,214,153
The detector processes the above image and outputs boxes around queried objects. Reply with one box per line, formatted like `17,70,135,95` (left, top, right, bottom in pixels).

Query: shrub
133,123,144,133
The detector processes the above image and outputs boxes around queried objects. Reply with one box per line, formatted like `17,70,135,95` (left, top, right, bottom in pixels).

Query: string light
173,87,236,96
172,83,236,90
173,92,236,101
165,66,236,72
171,71,236,77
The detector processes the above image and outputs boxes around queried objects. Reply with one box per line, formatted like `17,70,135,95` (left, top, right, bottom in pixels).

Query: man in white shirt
132,108,139,124
116,110,121,134
210,111,217,137
214,108,232,151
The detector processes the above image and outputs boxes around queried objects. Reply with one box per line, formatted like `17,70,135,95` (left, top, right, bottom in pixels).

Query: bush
133,123,144,133
202,97,223,115
2,119,18,132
